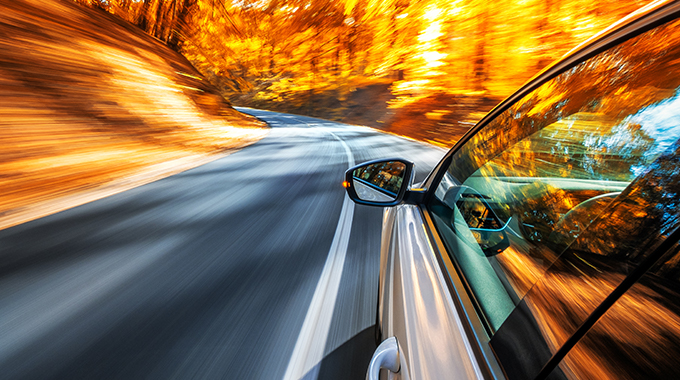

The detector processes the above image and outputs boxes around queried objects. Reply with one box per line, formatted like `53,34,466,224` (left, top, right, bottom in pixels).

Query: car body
345,1,680,379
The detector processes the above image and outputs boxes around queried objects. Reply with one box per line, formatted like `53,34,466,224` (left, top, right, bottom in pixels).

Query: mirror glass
352,161,407,202
455,189,510,256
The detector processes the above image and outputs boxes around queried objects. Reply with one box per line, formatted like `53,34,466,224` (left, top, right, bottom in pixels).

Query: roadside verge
0,0,269,230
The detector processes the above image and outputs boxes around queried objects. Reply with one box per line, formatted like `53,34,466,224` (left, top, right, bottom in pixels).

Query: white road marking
282,127,355,380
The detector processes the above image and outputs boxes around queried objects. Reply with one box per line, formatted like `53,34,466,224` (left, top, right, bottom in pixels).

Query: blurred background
0,0,651,229
0,0,269,229
0,0,646,228
0,1,668,378
74,0,648,145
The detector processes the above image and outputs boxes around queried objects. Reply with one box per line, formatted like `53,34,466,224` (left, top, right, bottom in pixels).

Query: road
0,108,445,380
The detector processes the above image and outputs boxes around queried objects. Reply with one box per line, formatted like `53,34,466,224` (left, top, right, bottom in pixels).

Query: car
344,1,680,379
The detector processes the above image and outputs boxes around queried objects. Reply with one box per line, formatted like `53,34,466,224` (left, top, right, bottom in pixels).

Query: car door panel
380,204,484,380
358,4,680,380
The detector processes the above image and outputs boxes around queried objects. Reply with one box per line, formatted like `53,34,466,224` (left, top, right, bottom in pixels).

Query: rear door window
428,16,680,379
550,242,680,380
489,141,680,379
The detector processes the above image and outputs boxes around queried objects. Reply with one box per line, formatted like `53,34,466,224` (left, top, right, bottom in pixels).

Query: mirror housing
344,159,415,207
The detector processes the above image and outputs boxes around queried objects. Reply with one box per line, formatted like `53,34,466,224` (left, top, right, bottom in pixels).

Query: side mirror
446,186,510,256
344,159,414,207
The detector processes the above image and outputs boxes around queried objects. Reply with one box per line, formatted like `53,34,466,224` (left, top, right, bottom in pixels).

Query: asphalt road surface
0,108,445,380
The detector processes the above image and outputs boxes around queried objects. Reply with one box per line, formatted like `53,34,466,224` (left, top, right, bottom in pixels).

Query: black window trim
535,227,680,379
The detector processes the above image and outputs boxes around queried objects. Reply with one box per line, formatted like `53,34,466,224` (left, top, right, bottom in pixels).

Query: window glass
490,142,680,379
430,17,680,333
428,16,680,379
552,243,680,380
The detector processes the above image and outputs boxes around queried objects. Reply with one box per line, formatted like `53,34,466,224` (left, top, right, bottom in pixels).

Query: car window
490,139,680,379
551,241,680,380
428,16,680,379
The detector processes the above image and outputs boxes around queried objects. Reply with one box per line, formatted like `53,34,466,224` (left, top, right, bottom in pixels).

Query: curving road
0,108,445,380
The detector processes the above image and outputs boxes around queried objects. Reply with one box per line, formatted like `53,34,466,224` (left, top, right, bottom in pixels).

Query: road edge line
282,128,355,380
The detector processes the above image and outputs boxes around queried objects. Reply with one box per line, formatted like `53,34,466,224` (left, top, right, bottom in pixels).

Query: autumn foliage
76,0,650,146
0,0,266,230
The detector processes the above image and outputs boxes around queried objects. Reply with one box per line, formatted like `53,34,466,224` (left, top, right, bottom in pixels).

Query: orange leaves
72,0,650,104
69,0,651,146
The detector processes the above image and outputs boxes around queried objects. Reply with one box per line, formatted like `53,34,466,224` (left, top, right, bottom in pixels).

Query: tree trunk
153,0,164,38
535,0,555,71
168,0,197,51
473,5,489,92
137,0,153,33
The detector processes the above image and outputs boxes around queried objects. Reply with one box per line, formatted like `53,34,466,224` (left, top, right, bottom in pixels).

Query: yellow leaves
419,52,447,69
422,4,443,21
425,109,452,120
102,0,646,133
344,0,358,15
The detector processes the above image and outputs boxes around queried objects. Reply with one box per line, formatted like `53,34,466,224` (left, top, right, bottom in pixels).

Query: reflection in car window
491,141,680,379
428,16,680,379
352,161,405,196
554,242,680,380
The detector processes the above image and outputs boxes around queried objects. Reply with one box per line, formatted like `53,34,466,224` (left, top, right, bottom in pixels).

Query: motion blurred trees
73,0,649,146
73,0,198,47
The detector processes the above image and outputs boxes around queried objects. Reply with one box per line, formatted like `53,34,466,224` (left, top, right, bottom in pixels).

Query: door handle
366,336,401,380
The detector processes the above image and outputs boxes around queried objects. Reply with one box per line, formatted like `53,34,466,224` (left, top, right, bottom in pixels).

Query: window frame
415,2,680,379
419,0,680,206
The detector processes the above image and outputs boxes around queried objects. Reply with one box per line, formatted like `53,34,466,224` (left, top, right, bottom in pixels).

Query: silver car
345,1,680,379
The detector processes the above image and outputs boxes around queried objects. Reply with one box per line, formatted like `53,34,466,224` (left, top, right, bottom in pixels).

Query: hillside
0,0,268,230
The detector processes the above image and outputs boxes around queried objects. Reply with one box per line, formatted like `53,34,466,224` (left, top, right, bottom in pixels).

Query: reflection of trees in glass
503,140,680,377
353,161,405,195
573,142,680,261
554,239,680,379
478,114,653,181
435,20,680,371
451,17,680,183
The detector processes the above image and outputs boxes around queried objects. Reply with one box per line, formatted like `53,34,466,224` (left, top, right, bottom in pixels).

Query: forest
74,0,649,146
0,0,266,229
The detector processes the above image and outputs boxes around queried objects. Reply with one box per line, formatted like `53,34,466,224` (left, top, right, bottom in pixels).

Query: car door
377,3,680,379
